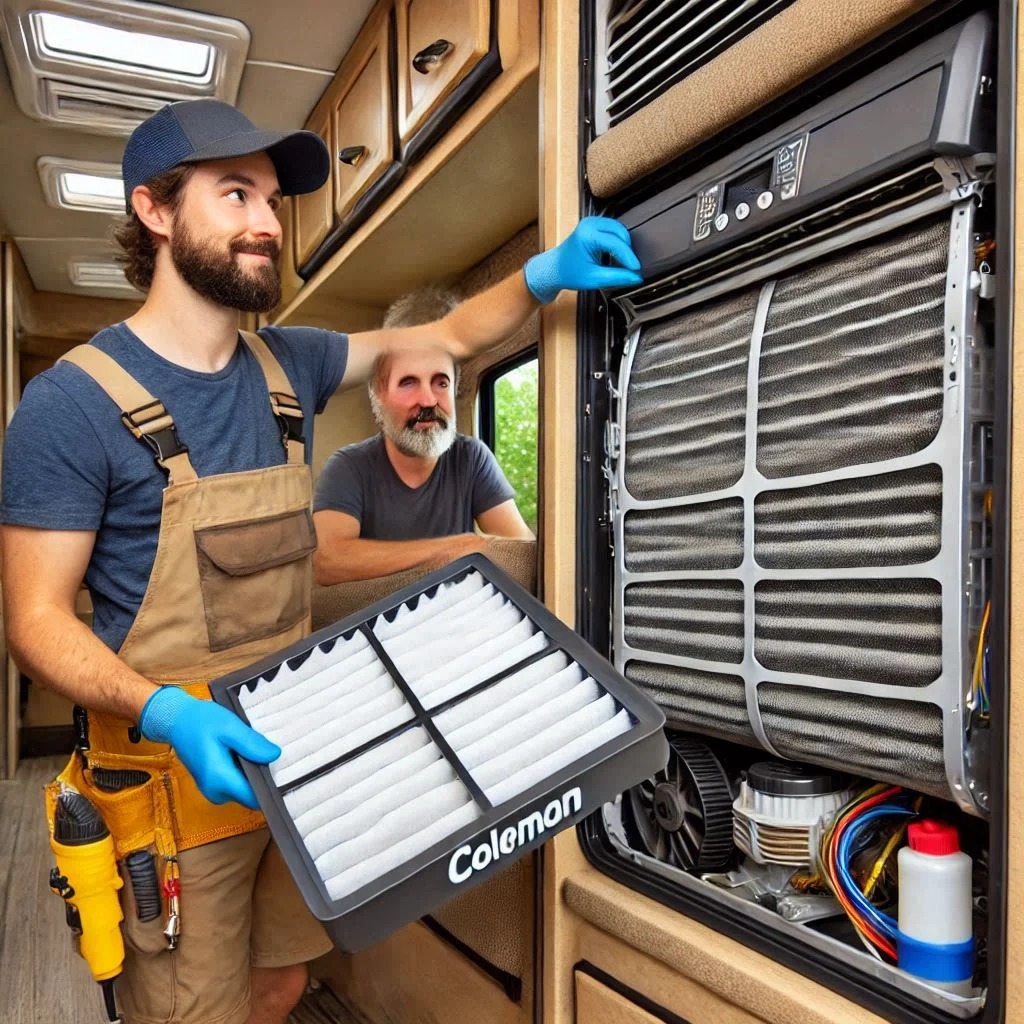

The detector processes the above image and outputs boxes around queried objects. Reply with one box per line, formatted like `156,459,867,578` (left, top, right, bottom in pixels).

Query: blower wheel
622,733,735,873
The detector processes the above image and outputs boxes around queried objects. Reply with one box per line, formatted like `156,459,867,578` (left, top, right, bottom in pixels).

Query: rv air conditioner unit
606,12,995,817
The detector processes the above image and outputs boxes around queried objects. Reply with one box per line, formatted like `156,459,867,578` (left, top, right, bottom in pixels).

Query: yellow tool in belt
49,790,125,1024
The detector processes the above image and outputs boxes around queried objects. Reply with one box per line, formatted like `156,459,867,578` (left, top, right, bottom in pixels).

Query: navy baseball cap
122,98,330,212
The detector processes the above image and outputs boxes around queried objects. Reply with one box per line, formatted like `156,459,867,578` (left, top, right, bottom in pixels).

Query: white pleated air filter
211,555,667,952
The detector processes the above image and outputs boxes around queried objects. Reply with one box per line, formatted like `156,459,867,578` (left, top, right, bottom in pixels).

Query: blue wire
836,806,915,940
835,806,916,942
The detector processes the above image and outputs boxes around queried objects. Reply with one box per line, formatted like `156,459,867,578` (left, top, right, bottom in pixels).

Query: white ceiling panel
160,0,377,70
235,62,332,131
17,237,144,301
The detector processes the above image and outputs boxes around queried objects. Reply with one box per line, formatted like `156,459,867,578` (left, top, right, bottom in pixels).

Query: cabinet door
332,6,395,221
396,0,491,146
576,972,664,1024
292,107,333,269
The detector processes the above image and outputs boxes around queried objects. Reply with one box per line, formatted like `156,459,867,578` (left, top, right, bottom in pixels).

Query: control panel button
757,190,774,210
735,202,750,221
714,212,729,232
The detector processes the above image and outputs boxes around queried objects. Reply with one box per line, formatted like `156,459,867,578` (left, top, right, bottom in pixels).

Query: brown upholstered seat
311,538,538,631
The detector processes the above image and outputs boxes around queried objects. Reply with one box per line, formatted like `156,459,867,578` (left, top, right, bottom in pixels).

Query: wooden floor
0,756,359,1024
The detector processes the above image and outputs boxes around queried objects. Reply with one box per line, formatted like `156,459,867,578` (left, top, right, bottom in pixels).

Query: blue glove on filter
139,686,280,810
524,216,643,304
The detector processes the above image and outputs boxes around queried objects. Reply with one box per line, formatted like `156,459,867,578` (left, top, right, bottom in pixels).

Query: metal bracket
934,156,992,200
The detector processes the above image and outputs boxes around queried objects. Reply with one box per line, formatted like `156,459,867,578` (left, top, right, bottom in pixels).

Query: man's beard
170,223,281,313
370,391,457,459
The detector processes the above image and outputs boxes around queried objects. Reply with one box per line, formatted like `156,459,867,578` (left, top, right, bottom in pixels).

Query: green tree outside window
491,359,539,533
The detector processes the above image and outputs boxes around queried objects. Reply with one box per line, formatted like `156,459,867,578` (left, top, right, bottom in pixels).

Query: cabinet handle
412,39,453,74
338,145,368,167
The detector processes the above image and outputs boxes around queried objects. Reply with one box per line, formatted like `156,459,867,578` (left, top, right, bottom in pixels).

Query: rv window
480,353,539,533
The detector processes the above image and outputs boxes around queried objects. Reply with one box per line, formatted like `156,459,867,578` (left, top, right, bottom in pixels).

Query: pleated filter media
212,556,666,950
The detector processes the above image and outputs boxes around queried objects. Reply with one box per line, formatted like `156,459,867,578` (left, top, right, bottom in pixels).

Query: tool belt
45,682,266,861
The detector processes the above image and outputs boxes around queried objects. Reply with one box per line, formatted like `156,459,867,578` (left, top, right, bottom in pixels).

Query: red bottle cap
908,819,960,856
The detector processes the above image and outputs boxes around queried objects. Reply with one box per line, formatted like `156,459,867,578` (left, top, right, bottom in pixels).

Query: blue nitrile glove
523,216,643,304
139,686,280,810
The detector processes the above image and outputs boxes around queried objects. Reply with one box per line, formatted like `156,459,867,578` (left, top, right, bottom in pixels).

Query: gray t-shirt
314,434,514,539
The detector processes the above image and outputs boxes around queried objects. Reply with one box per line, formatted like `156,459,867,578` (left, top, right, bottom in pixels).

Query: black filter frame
211,553,668,952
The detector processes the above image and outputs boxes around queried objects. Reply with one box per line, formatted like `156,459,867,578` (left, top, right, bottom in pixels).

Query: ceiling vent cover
211,555,667,952
0,0,249,135
38,157,123,213
67,258,138,294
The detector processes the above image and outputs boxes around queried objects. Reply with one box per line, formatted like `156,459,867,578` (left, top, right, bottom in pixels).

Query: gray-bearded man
313,290,532,585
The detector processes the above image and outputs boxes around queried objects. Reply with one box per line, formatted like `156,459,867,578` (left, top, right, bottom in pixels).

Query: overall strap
239,331,306,466
60,346,198,483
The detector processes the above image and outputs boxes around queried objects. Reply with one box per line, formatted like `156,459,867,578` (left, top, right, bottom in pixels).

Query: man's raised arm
339,217,642,389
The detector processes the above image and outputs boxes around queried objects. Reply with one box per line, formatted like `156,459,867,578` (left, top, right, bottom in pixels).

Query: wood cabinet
276,197,302,310
292,107,334,268
396,0,493,148
331,4,397,221
271,0,538,310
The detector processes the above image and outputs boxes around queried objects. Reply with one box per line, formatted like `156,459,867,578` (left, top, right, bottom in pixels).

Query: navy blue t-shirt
1,323,347,651
313,434,515,540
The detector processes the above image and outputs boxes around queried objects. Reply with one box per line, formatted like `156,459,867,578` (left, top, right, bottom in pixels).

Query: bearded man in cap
0,98,642,1024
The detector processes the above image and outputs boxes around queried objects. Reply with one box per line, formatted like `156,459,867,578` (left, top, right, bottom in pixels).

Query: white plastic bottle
897,820,975,994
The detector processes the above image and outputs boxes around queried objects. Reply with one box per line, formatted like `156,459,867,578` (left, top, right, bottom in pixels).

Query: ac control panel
690,134,807,244
615,13,993,282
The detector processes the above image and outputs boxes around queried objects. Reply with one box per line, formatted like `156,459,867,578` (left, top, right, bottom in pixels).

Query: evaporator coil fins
216,556,666,949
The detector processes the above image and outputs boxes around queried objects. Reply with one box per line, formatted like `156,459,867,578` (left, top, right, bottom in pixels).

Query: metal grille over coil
612,204,992,812
624,286,758,500
598,0,796,133
756,218,948,477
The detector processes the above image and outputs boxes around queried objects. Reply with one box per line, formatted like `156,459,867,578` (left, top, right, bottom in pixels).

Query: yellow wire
817,784,888,891
972,600,991,707
864,824,907,899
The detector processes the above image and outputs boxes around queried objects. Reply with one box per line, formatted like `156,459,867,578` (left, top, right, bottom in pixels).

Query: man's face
167,153,284,313
370,348,457,459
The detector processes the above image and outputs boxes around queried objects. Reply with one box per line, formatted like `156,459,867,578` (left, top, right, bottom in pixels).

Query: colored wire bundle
818,786,917,960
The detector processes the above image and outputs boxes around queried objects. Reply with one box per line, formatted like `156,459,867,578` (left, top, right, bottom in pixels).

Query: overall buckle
271,392,304,449
140,426,189,464
122,401,190,465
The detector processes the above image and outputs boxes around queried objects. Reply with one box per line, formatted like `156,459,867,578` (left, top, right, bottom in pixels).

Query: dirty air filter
610,191,993,816
211,555,667,951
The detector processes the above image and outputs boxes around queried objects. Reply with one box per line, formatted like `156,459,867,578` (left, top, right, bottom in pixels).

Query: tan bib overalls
44,332,332,1023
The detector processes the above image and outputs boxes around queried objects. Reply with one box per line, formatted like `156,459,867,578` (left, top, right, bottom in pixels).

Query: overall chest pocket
194,508,317,651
